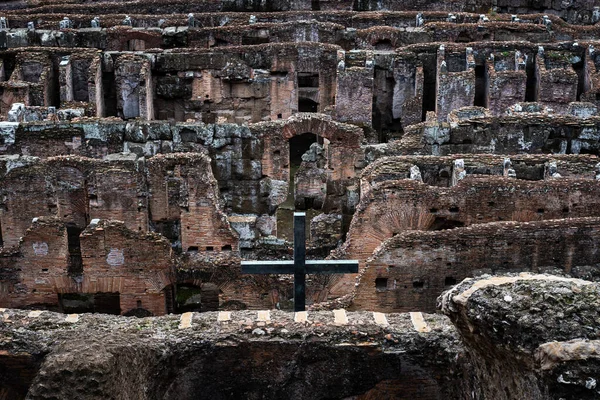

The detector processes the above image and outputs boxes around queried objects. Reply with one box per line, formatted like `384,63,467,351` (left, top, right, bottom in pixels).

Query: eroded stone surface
440,274,600,399
0,309,469,400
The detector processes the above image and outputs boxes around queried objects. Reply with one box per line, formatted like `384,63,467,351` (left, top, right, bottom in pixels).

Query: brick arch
328,183,435,299
340,196,435,262
281,114,363,146
260,114,363,182
356,27,401,50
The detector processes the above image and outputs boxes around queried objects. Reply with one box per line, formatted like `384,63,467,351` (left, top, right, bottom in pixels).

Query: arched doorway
298,98,319,112
174,283,220,313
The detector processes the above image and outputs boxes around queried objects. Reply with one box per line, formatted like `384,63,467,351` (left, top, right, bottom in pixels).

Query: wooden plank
241,260,358,274
27,310,43,318
305,260,359,273
373,312,388,326
217,311,231,322
294,311,308,323
179,312,193,329
410,312,431,333
257,310,270,322
333,309,348,325
241,261,294,274
65,314,79,323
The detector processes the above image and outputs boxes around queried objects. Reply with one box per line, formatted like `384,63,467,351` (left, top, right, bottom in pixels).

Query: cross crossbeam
241,212,359,311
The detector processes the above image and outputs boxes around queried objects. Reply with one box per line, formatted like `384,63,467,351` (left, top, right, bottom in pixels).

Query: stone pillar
115,55,153,120
392,54,424,131
436,45,475,121
269,71,295,120
335,50,374,127
88,55,104,117
59,56,73,105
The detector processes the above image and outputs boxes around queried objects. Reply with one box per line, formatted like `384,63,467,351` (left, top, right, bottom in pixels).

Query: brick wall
355,217,600,312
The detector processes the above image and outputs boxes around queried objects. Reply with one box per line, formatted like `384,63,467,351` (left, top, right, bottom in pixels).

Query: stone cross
241,212,358,312
0,17,8,30
91,17,100,28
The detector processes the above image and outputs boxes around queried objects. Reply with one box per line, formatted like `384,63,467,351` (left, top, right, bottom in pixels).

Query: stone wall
1,274,599,399
356,217,600,312
0,217,174,315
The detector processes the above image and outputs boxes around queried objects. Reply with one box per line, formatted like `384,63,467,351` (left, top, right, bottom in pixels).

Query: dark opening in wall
573,59,585,101
289,132,317,166
206,246,214,251
474,65,488,107
58,292,121,315
58,293,94,314
413,280,424,289
180,128,197,143
187,246,199,252
66,225,83,275
286,132,319,211
201,283,220,311
311,0,320,10
455,31,473,43
175,284,202,313
93,293,121,315
211,38,230,48
525,58,537,102
429,217,465,230
579,147,600,156
298,98,319,112
445,277,457,286
152,220,181,253
222,244,232,251
375,277,388,291
298,73,319,88
2,56,15,84
72,60,91,102
123,302,153,317
372,68,399,141
373,40,394,51
241,36,270,45
420,53,437,120
102,71,118,117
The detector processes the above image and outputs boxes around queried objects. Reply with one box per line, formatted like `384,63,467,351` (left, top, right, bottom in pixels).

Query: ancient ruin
0,0,600,398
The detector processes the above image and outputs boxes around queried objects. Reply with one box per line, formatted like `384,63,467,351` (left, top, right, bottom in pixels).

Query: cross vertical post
294,212,306,312
241,213,358,312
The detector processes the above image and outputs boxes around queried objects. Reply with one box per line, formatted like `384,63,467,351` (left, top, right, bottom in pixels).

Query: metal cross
241,212,359,312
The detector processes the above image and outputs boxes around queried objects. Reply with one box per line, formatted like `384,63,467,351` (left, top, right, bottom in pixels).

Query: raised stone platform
1,274,599,399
